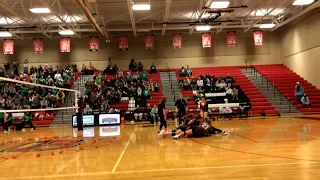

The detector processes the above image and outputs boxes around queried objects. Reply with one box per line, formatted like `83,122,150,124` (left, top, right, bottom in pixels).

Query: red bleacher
255,64,320,114
176,66,279,116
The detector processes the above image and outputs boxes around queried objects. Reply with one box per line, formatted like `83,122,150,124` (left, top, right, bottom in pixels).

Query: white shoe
223,131,228,135
158,130,165,137
30,128,34,131
154,122,156,125
4,131,8,134
172,135,180,139
22,128,25,132
131,120,135,124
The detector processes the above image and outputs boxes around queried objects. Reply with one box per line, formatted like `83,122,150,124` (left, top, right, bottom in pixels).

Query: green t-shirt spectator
136,72,141,79
181,68,185,73
142,71,148,79
63,72,68,78
21,87,28,97
46,77,53,83
57,78,63,87
23,114,32,121
52,89,58,96
39,77,46,83
6,115,13,122
143,89,150,96
183,80,189,86
183,96,189,102
196,93,202,99
187,68,192,74
0,108,4,118
126,74,131,81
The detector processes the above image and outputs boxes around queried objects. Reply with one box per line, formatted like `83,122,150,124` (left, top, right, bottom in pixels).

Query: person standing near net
158,97,167,134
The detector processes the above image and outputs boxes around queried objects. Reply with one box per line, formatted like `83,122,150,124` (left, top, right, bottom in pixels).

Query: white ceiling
0,0,319,39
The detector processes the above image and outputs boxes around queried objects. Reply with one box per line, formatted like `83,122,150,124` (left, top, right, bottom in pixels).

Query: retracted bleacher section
255,64,320,114
176,66,279,116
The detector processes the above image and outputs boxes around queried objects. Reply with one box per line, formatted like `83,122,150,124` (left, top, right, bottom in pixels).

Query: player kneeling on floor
159,114,227,139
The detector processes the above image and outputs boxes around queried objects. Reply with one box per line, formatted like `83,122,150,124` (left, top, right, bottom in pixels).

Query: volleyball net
0,76,80,114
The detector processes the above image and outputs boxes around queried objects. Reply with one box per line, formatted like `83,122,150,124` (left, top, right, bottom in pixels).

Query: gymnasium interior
1,0,320,179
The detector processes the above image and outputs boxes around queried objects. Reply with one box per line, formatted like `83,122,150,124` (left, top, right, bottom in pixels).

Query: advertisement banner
89,36,99,51
33,38,43,53
144,34,154,49
253,31,263,46
99,114,121,125
99,126,121,137
172,33,182,48
118,35,128,50
3,39,14,54
227,31,237,46
202,33,212,48
72,115,95,127
60,37,71,52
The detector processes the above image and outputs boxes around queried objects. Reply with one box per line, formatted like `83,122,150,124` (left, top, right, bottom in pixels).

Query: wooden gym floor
1,116,320,180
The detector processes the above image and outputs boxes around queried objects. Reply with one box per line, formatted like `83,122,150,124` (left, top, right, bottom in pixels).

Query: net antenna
0,77,80,113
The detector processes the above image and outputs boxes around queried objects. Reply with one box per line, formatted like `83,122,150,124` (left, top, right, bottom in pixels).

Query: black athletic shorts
192,127,206,138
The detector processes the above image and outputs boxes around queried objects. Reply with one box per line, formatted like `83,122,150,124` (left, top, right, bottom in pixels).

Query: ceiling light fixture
29,8,51,14
0,32,12,37
196,25,212,31
259,24,276,29
132,4,151,10
58,30,75,35
210,1,230,8
293,0,314,5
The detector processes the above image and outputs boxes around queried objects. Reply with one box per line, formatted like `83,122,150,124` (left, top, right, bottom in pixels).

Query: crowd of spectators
0,61,76,133
83,59,161,119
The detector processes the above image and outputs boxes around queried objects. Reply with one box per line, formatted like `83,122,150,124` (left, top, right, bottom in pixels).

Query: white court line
1,162,320,179
111,128,136,173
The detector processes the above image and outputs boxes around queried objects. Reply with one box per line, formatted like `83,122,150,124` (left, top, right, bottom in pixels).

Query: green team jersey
126,74,131,81
63,72,68,78
96,74,103,84
143,89,150,96
142,71,148,79
39,77,46,83
23,114,32,121
21,87,28,97
52,89,58,96
57,78,63,86
183,80,189,85
46,78,53,83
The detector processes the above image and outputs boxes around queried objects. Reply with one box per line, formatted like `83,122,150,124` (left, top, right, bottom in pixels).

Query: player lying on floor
159,114,227,139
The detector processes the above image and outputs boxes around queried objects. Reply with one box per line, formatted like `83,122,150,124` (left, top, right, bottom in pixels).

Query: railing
250,65,293,113
165,63,175,102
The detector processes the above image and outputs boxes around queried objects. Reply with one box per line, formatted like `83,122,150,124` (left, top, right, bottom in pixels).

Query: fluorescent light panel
0,32,12,37
210,1,230,8
132,4,151,10
196,25,211,31
293,0,314,5
58,30,74,35
29,8,51,14
259,24,276,28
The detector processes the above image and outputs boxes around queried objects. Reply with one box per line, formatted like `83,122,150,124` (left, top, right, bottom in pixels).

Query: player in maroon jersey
159,114,227,138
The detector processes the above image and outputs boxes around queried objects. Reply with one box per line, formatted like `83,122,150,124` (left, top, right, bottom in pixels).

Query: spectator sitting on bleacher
113,64,119,74
117,69,124,79
199,73,204,80
154,80,161,92
179,78,183,88
186,65,192,76
217,79,227,91
144,103,152,122
142,71,148,80
143,87,150,99
183,78,190,90
197,77,203,90
84,104,92,114
180,66,186,77
3,112,13,133
133,105,143,122
232,87,239,100
225,73,233,84
301,93,311,108
190,78,197,90
81,64,87,74
295,82,304,104
151,104,158,124
138,62,143,71
150,63,157,74
226,84,233,98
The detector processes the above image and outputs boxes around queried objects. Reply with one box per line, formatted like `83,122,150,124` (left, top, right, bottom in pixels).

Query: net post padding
0,77,80,113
